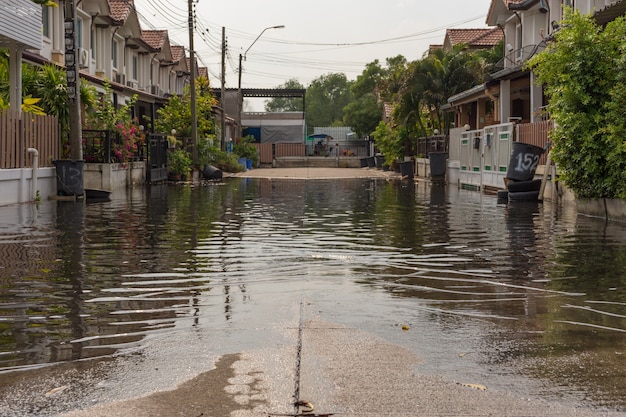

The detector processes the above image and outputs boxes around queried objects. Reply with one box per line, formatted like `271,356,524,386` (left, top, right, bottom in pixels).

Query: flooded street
0,177,624,416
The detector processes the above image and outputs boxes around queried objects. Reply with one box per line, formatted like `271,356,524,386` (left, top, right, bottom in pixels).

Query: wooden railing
0,109,59,168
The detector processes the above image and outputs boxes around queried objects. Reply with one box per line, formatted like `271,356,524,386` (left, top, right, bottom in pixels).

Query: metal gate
147,133,168,183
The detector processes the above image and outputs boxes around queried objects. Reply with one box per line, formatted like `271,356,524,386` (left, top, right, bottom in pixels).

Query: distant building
313,127,357,141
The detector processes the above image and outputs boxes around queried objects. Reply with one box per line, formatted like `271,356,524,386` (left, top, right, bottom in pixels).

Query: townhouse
444,0,626,194
0,0,213,204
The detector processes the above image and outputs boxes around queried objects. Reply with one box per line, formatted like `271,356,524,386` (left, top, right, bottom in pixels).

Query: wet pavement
0,167,624,416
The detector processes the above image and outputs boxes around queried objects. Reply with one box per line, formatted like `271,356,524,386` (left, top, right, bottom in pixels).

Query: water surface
0,178,624,415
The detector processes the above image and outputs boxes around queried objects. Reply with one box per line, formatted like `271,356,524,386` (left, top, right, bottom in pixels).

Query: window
132,55,138,80
42,6,49,38
91,28,95,58
562,0,574,18
112,40,118,69
76,19,83,48
515,23,522,61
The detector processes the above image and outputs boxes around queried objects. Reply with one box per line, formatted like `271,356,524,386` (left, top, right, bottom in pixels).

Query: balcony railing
493,43,547,72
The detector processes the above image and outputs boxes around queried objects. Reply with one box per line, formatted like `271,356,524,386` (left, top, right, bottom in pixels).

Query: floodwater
0,178,624,416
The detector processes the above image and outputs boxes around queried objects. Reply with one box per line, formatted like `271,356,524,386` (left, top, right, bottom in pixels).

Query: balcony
492,43,547,73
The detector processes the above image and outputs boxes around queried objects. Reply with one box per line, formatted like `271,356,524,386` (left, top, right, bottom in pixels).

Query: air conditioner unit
115,73,126,85
150,85,161,96
78,48,89,68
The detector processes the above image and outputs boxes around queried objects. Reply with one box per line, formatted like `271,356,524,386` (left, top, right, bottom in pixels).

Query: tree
343,93,380,139
386,46,486,158
305,73,352,132
343,57,409,139
155,76,217,139
343,60,383,139
264,78,304,112
526,9,626,199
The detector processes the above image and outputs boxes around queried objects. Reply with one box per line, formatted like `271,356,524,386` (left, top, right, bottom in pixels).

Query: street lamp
237,25,285,139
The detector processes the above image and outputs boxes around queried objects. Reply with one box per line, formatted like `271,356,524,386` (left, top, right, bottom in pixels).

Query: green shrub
213,150,245,173
233,135,259,166
168,148,192,176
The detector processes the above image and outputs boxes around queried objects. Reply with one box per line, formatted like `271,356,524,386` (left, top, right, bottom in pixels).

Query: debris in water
44,385,68,397
459,382,487,391
295,400,314,413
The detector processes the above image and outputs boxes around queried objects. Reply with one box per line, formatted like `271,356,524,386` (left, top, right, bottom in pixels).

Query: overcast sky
132,0,492,110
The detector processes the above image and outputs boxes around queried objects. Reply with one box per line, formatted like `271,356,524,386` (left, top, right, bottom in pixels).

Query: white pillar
9,43,23,111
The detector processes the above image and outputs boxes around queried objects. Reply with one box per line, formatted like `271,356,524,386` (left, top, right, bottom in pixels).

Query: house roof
141,30,168,50
595,0,626,25
108,0,133,23
444,28,503,50
171,45,186,63
486,0,527,26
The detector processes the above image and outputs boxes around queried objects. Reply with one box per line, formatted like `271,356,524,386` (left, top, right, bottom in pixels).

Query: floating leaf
44,385,68,397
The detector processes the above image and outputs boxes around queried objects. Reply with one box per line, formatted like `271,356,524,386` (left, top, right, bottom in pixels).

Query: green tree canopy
155,76,217,139
305,73,353,132
381,45,490,158
264,78,304,112
526,9,626,198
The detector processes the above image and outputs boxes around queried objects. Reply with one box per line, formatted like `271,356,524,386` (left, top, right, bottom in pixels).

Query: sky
133,0,493,108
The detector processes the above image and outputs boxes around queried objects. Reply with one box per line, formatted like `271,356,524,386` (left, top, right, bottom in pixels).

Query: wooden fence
0,109,59,168
516,120,553,165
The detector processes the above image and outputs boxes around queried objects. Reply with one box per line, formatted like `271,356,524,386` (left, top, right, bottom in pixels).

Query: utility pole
221,27,226,151
63,0,82,160
237,25,285,141
188,0,198,165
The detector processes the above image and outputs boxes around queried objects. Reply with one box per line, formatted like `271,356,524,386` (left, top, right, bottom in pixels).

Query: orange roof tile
141,30,168,50
171,45,186,62
445,28,503,48
108,0,133,23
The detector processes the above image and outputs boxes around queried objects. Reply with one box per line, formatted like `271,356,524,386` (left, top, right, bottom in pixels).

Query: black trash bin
53,159,84,196
367,156,376,168
429,152,447,178
399,160,414,179
203,164,222,180
375,155,384,170
506,142,545,181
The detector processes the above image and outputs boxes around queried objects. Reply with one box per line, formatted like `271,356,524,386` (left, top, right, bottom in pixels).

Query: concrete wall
274,157,362,168
0,162,146,206
84,162,145,191
0,167,56,206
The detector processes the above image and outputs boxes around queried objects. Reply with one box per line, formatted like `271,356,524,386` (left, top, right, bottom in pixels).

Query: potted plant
233,135,259,169
167,148,192,181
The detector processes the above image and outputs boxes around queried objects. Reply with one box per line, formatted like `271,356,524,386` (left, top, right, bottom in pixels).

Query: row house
449,0,626,130
444,0,626,193
0,0,210,205
35,0,195,127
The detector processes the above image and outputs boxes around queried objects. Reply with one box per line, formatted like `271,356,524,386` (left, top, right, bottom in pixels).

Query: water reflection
0,179,624,411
